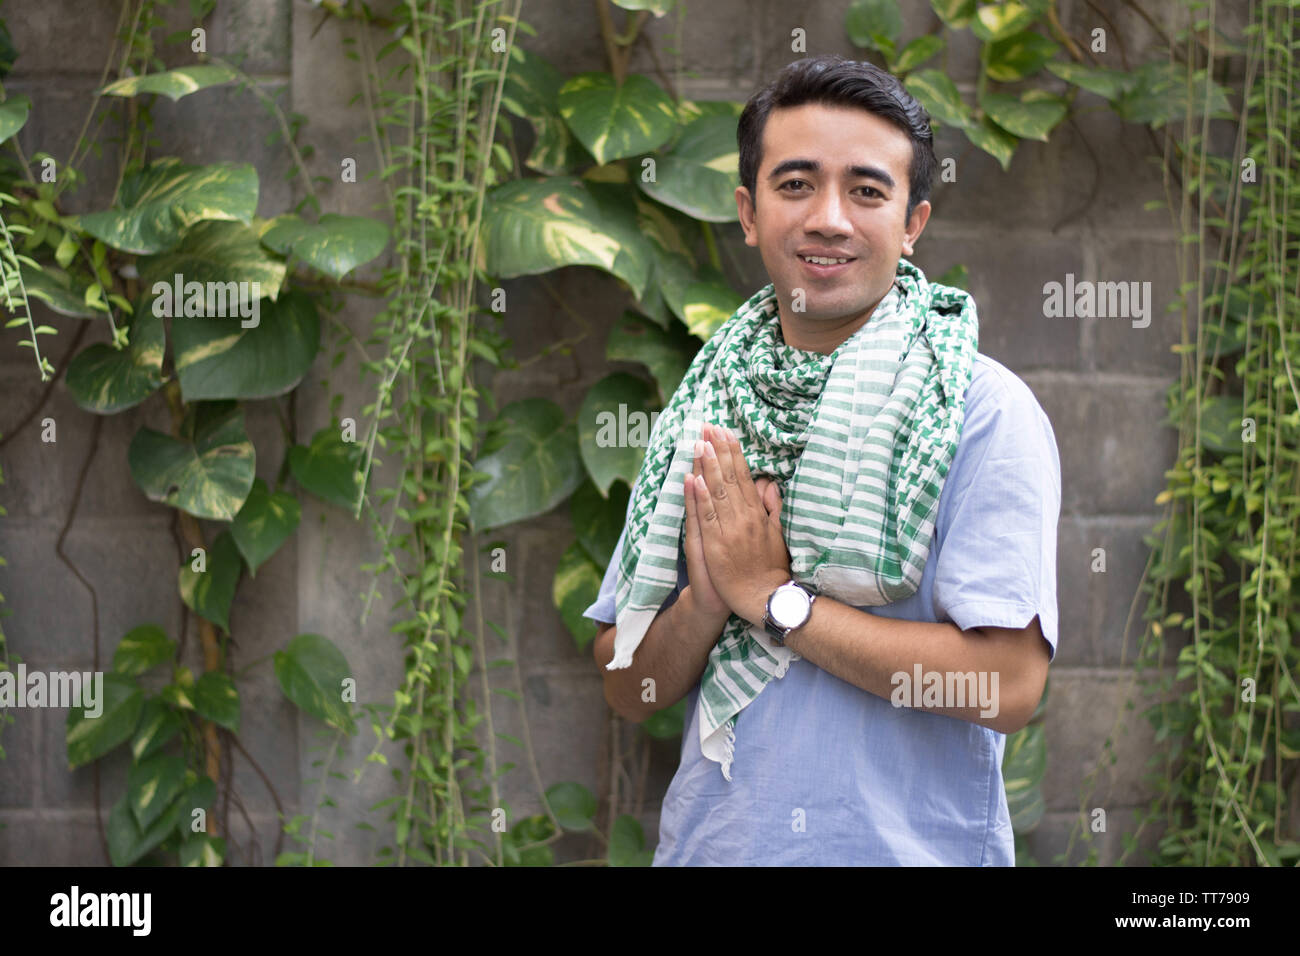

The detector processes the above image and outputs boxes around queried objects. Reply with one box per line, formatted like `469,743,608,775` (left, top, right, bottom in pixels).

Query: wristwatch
762,579,817,646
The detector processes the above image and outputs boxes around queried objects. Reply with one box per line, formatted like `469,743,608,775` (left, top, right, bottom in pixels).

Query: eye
779,179,809,191
857,186,884,199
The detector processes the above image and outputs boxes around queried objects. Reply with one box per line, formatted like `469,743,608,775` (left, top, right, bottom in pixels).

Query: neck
777,285,891,355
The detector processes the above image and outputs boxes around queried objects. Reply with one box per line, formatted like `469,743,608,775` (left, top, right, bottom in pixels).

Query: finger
682,472,704,564
691,471,719,529
712,424,760,510
764,480,783,525
696,431,734,527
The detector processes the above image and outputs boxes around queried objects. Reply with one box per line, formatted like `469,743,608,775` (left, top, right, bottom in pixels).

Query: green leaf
553,541,603,651
288,425,364,513
100,63,237,102
107,792,183,866
0,94,30,146
128,402,256,521
935,263,970,291
1045,60,1135,100
544,781,597,831
138,219,287,305
128,753,187,830
579,373,657,495
1114,61,1232,127
259,213,389,280
570,478,630,567
231,477,301,577
131,697,183,762
981,89,1067,141
641,697,686,739
930,0,976,28
113,624,177,677
100,63,238,101
171,289,319,402
65,300,166,413
964,116,1019,171
984,30,1059,82
891,35,945,73
178,530,243,633
681,277,742,340
179,833,226,866
75,158,259,255
1003,723,1046,832
468,399,585,531
482,177,653,300
606,309,697,404
557,72,678,165
273,633,356,735
1197,395,1245,454
904,69,972,129
610,0,673,13
18,263,101,318
971,2,1037,43
193,671,239,732
633,196,698,329
500,46,590,175
845,0,902,56
637,112,739,222
66,673,144,769
609,813,654,866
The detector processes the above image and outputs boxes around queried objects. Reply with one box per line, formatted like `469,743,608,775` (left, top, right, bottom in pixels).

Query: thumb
764,480,782,521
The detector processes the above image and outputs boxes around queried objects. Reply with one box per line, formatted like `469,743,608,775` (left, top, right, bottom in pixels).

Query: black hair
737,54,937,222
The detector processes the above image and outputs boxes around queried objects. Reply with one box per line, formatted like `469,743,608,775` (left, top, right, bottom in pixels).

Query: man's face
736,102,930,351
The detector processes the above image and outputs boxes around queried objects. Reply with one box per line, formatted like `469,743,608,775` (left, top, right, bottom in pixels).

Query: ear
901,199,931,256
736,185,758,248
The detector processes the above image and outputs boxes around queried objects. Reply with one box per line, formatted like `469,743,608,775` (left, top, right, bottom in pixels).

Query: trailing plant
1068,0,1299,866
0,0,389,864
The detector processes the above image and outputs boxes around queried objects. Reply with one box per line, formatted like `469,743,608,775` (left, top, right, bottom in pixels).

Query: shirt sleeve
931,363,1061,661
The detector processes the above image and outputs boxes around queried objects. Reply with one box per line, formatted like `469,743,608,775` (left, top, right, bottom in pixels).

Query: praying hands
681,422,793,627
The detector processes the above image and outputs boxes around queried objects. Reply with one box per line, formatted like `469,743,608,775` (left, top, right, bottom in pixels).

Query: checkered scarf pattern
606,258,979,781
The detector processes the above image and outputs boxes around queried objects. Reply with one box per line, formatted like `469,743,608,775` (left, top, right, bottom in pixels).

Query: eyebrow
766,158,896,190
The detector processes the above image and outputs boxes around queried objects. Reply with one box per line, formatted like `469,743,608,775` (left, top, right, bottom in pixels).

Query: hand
681,428,730,619
686,423,792,625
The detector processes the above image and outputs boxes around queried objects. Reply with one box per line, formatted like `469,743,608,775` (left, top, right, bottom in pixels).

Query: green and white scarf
607,257,979,781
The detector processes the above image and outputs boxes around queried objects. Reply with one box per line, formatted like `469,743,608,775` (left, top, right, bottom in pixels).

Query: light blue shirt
584,352,1061,865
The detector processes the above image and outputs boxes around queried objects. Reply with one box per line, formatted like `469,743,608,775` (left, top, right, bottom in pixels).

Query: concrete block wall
0,0,1201,865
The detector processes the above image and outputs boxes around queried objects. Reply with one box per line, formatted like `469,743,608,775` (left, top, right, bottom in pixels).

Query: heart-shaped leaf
984,30,1059,82
904,70,972,129
171,289,319,401
19,263,101,318
845,0,902,56
179,530,243,633
76,158,259,255
1045,60,1134,101
107,791,184,866
65,300,166,413
99,63,238,101
544,781,597,831
557,72,677,165
66,673,144,769
231,477,301,576
606,308,697,403
681,277,742,340
131,697,183,762
468,399,584,531
608,813,655,866
0,93,30,146
500,46,591,174
260,213,389,280
193,671,239,732
570,478,630,568
274,633,355,734
981,90,1067,141
964,116,1019,171
891,35,945,73
971,1,1037,42
128,403,256,520
128,753,187,831
139,219,286,305
637,113,740,222
482,177,653,300
288,425,364,513
112,624,177,676
579,373,657,496
553,541,603,651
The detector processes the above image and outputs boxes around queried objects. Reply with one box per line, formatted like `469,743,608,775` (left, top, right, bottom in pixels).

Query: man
585,54,1060,866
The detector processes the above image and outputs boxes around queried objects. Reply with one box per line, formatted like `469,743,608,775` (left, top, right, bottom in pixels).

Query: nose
804,186,853,238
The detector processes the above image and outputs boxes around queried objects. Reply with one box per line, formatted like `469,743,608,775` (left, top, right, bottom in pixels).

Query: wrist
680,585,732,629
743,571,796,628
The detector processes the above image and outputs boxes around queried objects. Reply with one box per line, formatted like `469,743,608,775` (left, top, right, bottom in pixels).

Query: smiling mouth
798,254,856,265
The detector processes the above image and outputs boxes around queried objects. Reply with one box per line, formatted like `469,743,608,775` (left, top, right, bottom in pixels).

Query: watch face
769,585,809,628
